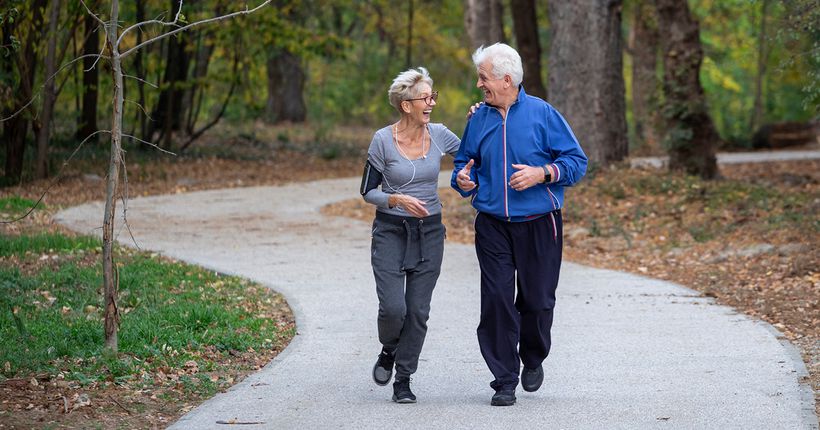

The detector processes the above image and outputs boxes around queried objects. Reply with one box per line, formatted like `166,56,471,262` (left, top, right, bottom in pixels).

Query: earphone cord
383,123,427,194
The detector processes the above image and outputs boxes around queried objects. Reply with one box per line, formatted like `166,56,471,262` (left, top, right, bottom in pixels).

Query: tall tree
34,0,62,179
265,48,307,123
547,0,628,166
2,0,46,184
147,0,193,148
510,0,546,99
654,0,718,179
77,1,100,143
264,2,307,124
464,0,505,50
82,0,273,351
750,0,770,133
630,0,661,154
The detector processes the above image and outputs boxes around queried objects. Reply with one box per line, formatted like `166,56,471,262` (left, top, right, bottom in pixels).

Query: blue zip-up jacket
450,86,588,221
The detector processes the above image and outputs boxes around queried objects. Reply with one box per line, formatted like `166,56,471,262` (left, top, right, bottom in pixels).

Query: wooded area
1,0,817,184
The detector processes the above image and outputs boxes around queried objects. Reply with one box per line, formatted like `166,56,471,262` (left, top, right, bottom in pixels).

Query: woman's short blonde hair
388,67,434,113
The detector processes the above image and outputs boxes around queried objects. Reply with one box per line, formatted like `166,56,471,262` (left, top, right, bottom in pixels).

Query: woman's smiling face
403,83,436,124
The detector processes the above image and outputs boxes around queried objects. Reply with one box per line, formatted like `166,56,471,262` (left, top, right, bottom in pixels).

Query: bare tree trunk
510,0,546,99
184,31,216,135
751,0,770,133
78,5,100,143
464,0,505,50
630,0,661,155
265,49,307,123
654,0,718,179
548,0,628,166
103,0,124,352
3,0,46,183
134,0,147,141
405,0,413,68
35,0,62,179
148,0,192,148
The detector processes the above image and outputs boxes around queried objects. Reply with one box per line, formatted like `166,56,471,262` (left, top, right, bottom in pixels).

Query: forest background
0,0,817,184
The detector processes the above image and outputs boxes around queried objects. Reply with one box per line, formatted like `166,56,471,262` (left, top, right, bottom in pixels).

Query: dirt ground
1,128,817,426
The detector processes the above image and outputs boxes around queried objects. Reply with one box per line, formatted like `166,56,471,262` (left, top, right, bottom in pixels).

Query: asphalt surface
56,172,817,429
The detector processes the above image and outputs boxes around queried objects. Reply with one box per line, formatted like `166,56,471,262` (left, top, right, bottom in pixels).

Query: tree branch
1,53,109,122
117,0,184,46
120,0,271,59
121,133,177,156
79,0,107,28
123,73,158,89
0,130,111,224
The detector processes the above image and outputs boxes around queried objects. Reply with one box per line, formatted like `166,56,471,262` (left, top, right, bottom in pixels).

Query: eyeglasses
404,91,438,106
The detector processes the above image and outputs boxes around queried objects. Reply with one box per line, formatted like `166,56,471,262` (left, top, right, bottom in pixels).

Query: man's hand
509,164,546,191
465,102,483,119
456,159,477,192
394,194,429,218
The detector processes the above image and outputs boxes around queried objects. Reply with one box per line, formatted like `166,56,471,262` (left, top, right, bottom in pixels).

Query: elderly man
451,43,588,406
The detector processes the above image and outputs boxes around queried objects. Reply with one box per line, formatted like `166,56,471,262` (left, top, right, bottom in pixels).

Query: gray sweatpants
371,212,445,379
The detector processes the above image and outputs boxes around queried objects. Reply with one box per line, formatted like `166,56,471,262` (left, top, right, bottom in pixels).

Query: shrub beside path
56,173,817,429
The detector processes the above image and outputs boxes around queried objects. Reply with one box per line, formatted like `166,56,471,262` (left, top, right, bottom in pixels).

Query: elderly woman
360,67,460,403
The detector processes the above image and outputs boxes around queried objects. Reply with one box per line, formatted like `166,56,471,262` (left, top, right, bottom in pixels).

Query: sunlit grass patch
0,232,100,257
0,238,293,399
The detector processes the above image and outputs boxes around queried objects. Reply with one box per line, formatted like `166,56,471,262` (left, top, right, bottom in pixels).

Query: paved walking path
56,173,817,429
630,148,820,168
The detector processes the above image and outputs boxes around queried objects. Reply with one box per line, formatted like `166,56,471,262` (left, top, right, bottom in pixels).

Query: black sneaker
392,377,416,403
491,389,516,406
372,348,395,386
521,364,544,392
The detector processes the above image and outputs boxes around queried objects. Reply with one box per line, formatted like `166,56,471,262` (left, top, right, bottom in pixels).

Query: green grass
0,235,292,398
0,196,40,217
0,232,100,257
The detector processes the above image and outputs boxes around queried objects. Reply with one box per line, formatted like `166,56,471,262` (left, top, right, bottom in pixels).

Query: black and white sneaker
392,377,416,403
372,347,395,386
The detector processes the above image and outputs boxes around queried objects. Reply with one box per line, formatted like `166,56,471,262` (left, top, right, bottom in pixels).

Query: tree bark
405,0,413,69
77,4,100,143
133,0,148,141
750,0,770,133
35,0,62,179
630,0,661,155
548,0,628,166
103,0,124,352
464,0,505,50
3,0,46,184
148,0,192,148
265,48,307,123
184,31,216,135
654,0,719,179
510,0,546,99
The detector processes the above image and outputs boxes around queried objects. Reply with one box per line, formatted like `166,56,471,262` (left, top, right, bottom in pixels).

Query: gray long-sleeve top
364,123,460,217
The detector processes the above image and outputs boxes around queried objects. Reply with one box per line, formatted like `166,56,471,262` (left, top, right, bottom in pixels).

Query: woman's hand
390,194,430,218
465,102,483,119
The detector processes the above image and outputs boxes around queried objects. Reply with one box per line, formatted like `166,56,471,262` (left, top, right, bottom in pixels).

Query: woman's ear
401,100,411,114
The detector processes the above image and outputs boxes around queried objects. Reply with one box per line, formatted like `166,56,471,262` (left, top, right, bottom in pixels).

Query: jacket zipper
502,115,509,220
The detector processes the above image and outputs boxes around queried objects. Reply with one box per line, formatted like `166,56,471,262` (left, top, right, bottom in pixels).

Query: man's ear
504,75,513,88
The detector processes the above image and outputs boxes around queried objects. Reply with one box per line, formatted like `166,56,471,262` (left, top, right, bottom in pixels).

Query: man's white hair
472,43,523,87
388,67,434,113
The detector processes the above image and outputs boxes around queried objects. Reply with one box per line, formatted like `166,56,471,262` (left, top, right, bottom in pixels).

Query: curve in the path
56,175,817,429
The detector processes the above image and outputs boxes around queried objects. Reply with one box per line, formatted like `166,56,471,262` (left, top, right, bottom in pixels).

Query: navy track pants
474,210,563,391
